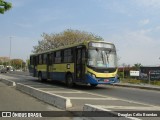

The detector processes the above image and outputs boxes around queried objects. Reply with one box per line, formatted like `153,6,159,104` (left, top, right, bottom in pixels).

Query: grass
120,78,160,86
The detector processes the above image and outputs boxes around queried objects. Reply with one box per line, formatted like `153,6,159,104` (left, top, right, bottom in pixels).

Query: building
140,66,160,80
118,66,160,81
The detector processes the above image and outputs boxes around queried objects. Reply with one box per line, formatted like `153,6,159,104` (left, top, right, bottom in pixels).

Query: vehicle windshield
87,49,117,68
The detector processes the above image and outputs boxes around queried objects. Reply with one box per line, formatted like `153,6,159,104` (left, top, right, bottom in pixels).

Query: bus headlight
92,74,96,78
87,72,96,78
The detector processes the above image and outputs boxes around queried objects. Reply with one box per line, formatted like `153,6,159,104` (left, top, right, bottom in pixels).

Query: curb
16,83,72,110
0,78,16,86
114,83,160,91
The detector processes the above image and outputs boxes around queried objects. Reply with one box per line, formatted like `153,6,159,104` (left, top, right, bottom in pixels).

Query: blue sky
0,0,160,66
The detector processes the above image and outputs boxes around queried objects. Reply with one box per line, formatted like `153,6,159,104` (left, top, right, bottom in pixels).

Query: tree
11,59,25,69
0,0,12,14
133,63,142,70
0,57,10,66
33,29,103,53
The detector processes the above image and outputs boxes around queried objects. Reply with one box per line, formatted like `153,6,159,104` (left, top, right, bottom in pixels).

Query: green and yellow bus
29,40,119,87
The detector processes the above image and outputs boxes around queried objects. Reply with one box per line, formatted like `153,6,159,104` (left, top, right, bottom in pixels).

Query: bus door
75,47,86,82
33,56,37,77
47,54,50,79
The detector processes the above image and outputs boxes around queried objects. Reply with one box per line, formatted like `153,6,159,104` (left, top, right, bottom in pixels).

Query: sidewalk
114,82,160,91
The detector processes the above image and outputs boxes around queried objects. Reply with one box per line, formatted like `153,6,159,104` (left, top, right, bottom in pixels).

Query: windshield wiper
106,49,112,64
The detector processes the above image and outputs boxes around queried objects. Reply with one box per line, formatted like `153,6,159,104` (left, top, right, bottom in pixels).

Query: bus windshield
87,48,117,68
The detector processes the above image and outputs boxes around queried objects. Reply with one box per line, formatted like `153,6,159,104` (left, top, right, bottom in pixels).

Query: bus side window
53,52,56,64
43,54,47,64
49,53,53,65
36,56,39,65
52,53,55,64
55,51,61,63
68,49,73,62
82,48,86,64
64,49,73,63
39,55,42,64
77,49,81,64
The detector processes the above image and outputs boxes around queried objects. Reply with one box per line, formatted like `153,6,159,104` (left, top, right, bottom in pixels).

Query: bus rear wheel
66,74,74,88
38,72,45,82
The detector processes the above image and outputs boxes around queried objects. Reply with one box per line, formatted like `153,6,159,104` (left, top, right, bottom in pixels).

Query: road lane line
83,104,142,120
46,91,83,93
95,105,160,110
68,97,118,100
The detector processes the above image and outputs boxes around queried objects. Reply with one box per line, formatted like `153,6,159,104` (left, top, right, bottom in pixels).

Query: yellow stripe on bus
52,63,74,72
87,67,118,78
36,63,75,73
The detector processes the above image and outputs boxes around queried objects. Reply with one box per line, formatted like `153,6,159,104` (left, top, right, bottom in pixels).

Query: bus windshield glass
87,48,117,68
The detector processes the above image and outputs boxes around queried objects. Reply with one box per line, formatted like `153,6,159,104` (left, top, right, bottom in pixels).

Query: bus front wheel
38,72,45,82
66,74,74,88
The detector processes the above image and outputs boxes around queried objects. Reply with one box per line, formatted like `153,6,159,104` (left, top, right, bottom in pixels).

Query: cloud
10,0,32,8
92,0,129,15
155,26,160,30
134,0,160,8
139,19,150,26
107,29,160,66
14,23,32,29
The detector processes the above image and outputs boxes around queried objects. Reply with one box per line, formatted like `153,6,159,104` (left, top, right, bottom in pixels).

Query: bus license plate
104,79,109,82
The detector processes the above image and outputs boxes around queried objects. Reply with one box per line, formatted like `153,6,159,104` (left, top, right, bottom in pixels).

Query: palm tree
133,63,142,70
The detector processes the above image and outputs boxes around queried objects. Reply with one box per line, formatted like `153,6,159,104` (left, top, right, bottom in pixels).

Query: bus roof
30,40,114,56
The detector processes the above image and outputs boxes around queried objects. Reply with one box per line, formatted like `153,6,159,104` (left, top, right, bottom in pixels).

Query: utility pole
9,36,15,66
9,36,12,66
122,63,125,80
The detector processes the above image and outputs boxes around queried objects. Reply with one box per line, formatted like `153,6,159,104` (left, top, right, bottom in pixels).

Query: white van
0,65,7,73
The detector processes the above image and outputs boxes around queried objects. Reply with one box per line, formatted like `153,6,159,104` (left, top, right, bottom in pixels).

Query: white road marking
46,91,83,93
68,97,118,100
95,105,160,110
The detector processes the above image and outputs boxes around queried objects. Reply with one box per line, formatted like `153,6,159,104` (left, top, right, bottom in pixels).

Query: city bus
29,40,119,87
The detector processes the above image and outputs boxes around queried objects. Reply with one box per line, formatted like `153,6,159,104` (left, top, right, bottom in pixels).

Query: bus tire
38,72,45,82
66,74,74,88
90,84,98,87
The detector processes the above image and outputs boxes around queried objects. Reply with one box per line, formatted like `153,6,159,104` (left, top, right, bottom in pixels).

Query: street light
9,36,15,66
9,37,12,59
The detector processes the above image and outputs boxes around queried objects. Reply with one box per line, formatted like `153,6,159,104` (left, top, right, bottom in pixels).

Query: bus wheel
38,72,45,82
38,72,42,81
66,74,74,88
90,84,98,87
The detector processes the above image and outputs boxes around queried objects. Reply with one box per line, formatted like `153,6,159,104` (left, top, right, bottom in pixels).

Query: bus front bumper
86,74,119,85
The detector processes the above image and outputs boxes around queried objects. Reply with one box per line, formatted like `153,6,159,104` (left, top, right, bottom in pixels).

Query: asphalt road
1,72,160,107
